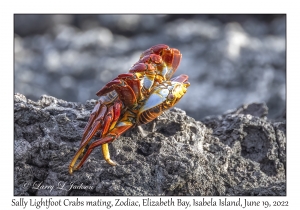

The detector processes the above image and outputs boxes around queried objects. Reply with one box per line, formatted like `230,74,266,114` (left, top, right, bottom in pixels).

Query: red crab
69,44,189,174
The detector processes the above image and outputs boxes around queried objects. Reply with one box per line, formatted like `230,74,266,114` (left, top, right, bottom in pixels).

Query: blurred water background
14,14,286,120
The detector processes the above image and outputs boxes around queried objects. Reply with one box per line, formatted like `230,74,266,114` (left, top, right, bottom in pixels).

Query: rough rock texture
14,93,286,196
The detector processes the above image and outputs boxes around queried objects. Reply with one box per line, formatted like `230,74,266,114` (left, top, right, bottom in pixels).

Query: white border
2,0,298,209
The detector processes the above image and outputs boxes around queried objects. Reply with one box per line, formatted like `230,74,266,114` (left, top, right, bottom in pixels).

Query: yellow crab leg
101,143,117,166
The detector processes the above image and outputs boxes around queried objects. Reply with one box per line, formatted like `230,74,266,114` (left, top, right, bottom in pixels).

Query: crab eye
168,94,174,100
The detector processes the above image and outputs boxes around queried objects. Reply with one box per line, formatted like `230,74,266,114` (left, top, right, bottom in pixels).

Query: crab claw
137,74,189,125
161,48,182,80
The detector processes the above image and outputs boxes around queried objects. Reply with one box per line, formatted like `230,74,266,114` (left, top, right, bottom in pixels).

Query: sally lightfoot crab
69,44,189,174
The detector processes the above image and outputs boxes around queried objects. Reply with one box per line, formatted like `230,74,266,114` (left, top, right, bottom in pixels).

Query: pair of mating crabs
69,44,190,174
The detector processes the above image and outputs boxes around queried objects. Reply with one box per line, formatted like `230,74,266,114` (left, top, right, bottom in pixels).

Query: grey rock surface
14,93,286,196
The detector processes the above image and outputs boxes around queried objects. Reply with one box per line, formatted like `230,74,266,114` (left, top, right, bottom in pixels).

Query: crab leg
69,100,122,174
101,143,116,166
69,109,113,174
80,102,107,146
139,44,169,58
171,74,189,83
101,100,122,166
95,74,138,107
71,116,134,172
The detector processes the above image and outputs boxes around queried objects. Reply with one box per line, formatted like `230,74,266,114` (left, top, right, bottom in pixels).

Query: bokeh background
14,14,286,120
